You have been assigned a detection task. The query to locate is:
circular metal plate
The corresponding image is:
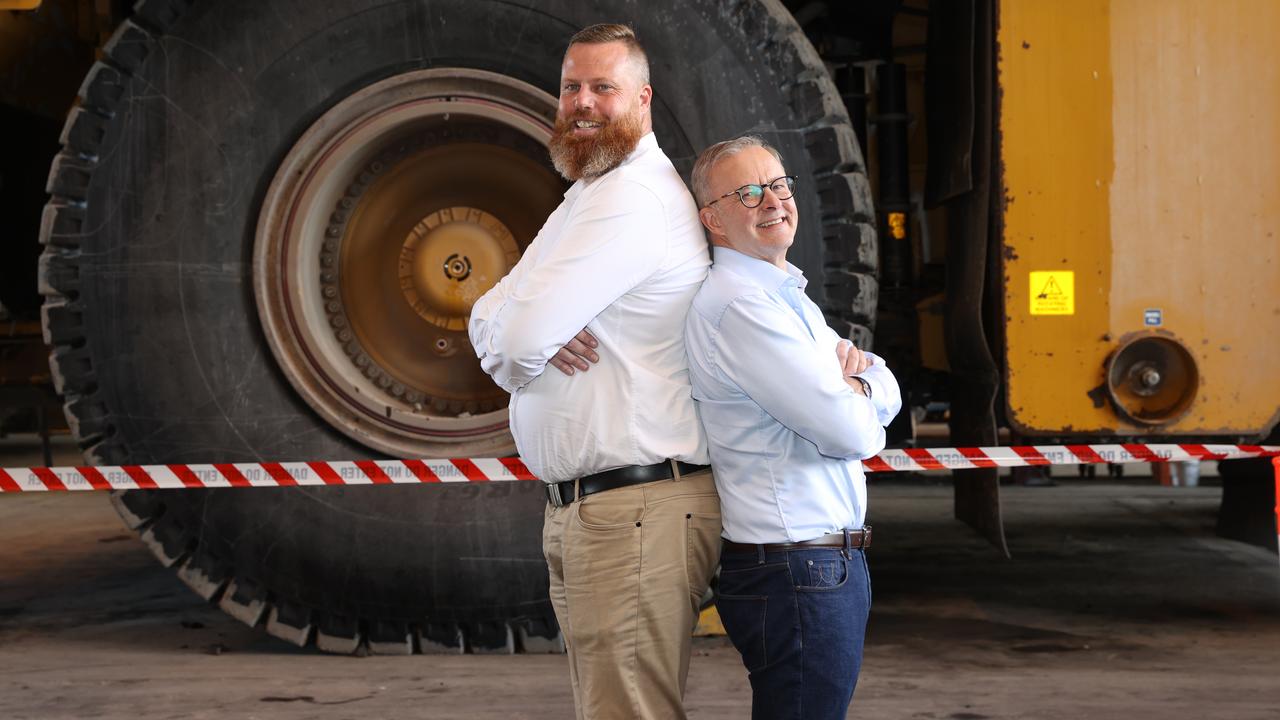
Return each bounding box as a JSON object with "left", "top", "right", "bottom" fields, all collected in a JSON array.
[{"left": 1105, "top": 334, "right": 1200, "bottom": 426}]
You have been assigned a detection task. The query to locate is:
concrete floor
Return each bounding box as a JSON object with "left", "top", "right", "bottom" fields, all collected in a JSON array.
[{"left": 1, "top": 436, "right": 1278, "bottom": 719}]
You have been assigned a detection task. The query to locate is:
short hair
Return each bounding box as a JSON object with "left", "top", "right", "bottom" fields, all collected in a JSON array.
[
  {"left": 691, "top": 135, "right": 785, "bottom": 207},
  {"left": 566, "top": 23, "right": 650, "bottom": 86}
]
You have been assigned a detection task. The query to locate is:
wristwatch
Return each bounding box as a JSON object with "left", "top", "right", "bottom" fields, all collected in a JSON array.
[{"left": 850, "top": 375, "right": 872, "bottom": 398}]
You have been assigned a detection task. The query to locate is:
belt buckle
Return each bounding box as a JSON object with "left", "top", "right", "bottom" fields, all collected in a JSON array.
[{"left": 546, "top": 482, "right": 567, "bottom": 508}]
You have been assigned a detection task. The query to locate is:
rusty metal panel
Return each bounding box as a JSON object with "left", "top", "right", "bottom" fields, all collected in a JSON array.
[{"left": 1000, "top": 0, "right": 1280, "bottom": 437}]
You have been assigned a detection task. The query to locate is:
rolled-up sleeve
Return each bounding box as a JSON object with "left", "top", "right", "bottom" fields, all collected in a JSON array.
[
  {"left": 468, "top": 180, "right": 667, "bottom": 392},
  {"left": 714, "top": 295, "right": 886, "bottom": 459}
]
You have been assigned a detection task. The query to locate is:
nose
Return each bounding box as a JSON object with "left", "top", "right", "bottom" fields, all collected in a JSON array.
[
  {"left": 759, "top": 184, "right": 783, "bottom": 209},
  {"left": 574, "top": 91, "right": 594, "bottom": 112}
]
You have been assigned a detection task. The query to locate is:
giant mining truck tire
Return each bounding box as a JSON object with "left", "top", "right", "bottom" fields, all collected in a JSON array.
[{"left": 38, "top": 0, "right": 877, "bottom": 654}]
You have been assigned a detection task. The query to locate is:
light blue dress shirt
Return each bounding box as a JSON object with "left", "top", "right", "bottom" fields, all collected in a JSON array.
[{"left": 685, "top": 247, "right": 902, "bottom": 543}]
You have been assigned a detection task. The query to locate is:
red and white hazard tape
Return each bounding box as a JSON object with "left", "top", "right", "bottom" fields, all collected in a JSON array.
[
  {"left": 861, "top": 443, "right": 1280, "bottom": 473},
  {"left": 1, "top": 444, "right": 1277, "bottom": 493},
  {"left": 0, "top": 458, "right": 535, "bottom": 493}
]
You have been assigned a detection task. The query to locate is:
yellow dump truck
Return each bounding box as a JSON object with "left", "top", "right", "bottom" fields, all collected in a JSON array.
[{"left": 1, "top": 0, "right": 1275, "bottom": 654}]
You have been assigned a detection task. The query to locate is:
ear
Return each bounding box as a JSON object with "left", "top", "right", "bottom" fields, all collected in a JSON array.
[
  {"left": 699, "top": 205, "right": 722, "bottom": 237},
  {"left": 637, "top": 83, "right": 652, "bottom": 110}
]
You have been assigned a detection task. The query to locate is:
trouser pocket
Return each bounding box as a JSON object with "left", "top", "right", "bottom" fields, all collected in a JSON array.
[
  {"left": 715, "top": 560, "right": 791, "bottom": 673},
  {"left": 685, "top": 510, "right": 722, "bottom": 610},
  {"left": 790, "top": 548, "right": 850, "bottom": 591},
  {"left": 714, "top": 594, "right": 769, "bottom": 672}
]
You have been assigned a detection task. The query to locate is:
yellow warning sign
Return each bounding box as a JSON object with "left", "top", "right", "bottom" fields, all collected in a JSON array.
[{"left": 1029, "top": 271, "right": 1074, "bottom": 315}]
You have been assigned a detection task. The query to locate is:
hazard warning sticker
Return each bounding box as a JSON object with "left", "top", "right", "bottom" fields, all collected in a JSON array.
[{"left": 1029, "top": 271, "right": 1074, "bottom": 315}]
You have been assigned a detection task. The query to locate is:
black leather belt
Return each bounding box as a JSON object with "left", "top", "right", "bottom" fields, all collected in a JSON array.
[
  {"left": 722, "top": 526, "right": 872, "bottom": 554},
  {"left": 546, "top": 459, "right": 710, "bottom": 507}
]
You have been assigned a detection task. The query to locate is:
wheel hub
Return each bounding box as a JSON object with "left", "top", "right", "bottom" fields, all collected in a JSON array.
[{"left": 397, "top": 207, "right": 518, "bottom": 330}]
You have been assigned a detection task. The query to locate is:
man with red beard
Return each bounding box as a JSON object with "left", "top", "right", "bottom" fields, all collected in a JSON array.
[{"left": 468, "top": 24, "right": 719, "bottom": 720}]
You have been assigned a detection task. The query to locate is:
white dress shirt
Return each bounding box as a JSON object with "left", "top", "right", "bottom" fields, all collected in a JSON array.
[
  {"left": 685, "top": 247, "right": 902, "bottom": 543},
  {"left": 469, "top": 133, "right": 710, "bottom": 483}
]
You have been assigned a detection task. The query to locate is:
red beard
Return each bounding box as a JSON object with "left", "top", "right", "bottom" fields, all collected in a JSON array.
[{"left": 548, "top": 108, "right": 646, "bottom": 181}]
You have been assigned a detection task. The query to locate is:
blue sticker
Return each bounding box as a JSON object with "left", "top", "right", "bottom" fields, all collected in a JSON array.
[{"left": 1144, "top": 309, "right": 1163, "bottom": 327}]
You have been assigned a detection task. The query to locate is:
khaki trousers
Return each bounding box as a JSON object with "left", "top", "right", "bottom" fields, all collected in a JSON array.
[{"left": 543, "top": 468, "right": 721, "bottom": 720}]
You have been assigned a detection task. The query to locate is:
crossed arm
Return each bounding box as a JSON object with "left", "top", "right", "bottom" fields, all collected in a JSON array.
[
  {"left": 468, "top": 181, "right": 666, "bottom": 392},
  {"left": 715, "top": 295, "right": 902, "bottom": 459}
]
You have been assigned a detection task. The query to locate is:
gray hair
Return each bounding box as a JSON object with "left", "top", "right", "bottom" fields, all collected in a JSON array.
[{"left": 690, "top": 135, "right": 785, "bottom": 207}]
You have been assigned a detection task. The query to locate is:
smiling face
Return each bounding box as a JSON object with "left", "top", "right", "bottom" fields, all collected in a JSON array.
[
  {"left": 698, "top": 146, "right": 797, "bottom": 268},
  {"left": 548, "top": 41, "right": 653, "bottom": 180}
]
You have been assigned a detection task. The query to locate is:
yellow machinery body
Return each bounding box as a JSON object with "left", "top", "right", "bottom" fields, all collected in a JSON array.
[{"left": 1000, "top": 0, "right": 1280, "bottom": 437}]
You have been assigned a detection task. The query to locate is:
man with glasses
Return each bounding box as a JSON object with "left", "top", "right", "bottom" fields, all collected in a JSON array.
[
  {"left": 469, "top": 24, "right": 719, "bottom": 720},
  {"left": 685, "top": 135, "right": 901, "bottom": 719}
]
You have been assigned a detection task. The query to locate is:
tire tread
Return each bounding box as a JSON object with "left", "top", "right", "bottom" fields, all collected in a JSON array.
[{"left": 746, "top": 0, "right": 879, "bottom": 344}]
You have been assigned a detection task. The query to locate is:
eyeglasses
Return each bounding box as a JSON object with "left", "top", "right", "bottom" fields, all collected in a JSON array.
[{"left": 706, "top": 175, "right": 797, "bottom": 208}]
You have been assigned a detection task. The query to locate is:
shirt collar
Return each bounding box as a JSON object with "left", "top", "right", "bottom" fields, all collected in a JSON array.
[
  {"left": 711, "top": 246, "right": 807, "bottom": 292},
  {"left": 565, "top": 132, "right": 658, "bottom": 198}
]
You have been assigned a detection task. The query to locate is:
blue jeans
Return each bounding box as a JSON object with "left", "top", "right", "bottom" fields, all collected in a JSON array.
[{"left": 715, "top": 544, "right": 871, "bottom": 720}]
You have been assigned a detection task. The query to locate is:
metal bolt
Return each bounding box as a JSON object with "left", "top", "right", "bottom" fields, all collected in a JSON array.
[{"left": 1140, "top": 367, "right": 1162, "bottom": 388}]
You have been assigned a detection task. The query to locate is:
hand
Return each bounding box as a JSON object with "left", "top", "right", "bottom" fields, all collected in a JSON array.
[
  {"left": 836, "top": 340, "right": 872, "bottom": 396},
  {"left": 550, "top": 328, "right": 600, "bottom": 376},
  {"left": 836, "top": 339, "right": 872, "bottom": 376}
]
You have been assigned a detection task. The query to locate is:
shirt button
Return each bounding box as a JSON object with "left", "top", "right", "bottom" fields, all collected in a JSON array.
[{"left": 807, "top": 560, "right": 813, "bottom": 566}]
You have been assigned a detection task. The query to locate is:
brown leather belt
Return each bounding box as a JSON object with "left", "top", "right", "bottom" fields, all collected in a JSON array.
[
  {"left": 722, "top": 526, "right": 872, "bottom": 554},
  {"left": 546, "top": 459, "right": 710, "bottom": 508}
]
